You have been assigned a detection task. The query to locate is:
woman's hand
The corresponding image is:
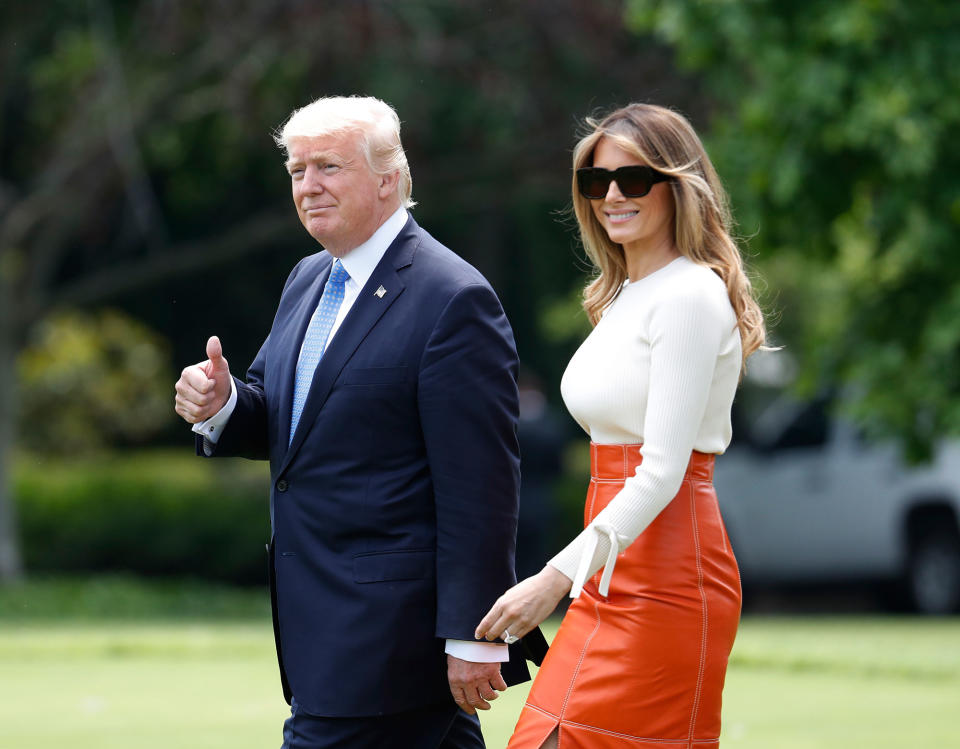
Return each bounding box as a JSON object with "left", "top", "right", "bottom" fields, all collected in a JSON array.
[{"left": 475, "top": 566, "right": 572, "bottom": 643}]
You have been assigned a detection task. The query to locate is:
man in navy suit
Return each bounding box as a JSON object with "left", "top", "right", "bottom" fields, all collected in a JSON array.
[{"left": 174, "top": 96, "right": 523, "bottom": 748}]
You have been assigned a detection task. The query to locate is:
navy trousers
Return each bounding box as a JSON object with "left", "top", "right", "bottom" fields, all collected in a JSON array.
[{"left": 281, "top": 698, "right": 485, "bottom": 749}]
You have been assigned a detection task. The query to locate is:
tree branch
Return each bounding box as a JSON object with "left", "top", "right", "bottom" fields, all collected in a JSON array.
[{"left": 22, "top": 210, "right": 297, "bottom": 323}]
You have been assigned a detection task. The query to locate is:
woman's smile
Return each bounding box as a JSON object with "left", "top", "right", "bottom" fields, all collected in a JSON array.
[{"left": 604, "top": 208, "right": 639, "bottom": 224}]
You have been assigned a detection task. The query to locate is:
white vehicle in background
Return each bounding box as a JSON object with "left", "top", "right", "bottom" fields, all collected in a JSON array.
[{"left": 713, "top": 357, "right": 960, "bottom": 615}]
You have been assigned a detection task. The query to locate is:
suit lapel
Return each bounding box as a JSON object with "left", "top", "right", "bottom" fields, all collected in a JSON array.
[{"left": 280, "top": 219, "right": 419, "bottom": 472}]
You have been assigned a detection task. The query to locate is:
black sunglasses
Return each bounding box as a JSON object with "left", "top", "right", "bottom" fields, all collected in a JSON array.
[{"left": 576, "top": 165, "right": 670, "bottom": 199}]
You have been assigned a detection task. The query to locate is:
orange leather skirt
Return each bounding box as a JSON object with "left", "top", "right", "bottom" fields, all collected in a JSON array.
[{"left": 508, "top": 444, "right": 741, "bottom": 749}]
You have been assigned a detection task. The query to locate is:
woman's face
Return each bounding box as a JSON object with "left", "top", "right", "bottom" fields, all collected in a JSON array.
[{"left": 588, "top": 137, "right": 675, "bottom": 255}]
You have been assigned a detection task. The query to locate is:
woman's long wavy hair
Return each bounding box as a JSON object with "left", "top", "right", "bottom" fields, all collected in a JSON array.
[{"left": 572, "top": 103, "right": 766, "bottom": 360}]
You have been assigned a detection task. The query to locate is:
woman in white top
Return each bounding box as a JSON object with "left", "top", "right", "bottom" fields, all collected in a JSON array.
[{"left": 476, "top": 104, "right": 767, "bottom": 748}]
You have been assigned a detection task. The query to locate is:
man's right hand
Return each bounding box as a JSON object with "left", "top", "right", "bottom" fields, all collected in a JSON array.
[{"left": 174, "top": 335, "right": 232, "bottom": 423}]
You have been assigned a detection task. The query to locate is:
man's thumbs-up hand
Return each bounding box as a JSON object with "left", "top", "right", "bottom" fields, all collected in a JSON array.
[{"left": 174, "top": 335, "right": 232, "bottom": 424}]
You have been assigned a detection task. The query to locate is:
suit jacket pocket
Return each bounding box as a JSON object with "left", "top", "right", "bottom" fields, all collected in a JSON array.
[
  {"left": 353, "top": 549, "right": 435, "bottom": 583},
  {"left": 343, "top": 366, "right": 408, "bottom": 386}
]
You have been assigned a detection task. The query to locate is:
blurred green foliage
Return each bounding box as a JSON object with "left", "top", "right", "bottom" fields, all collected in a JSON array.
[
  {"left": 13, "top": 451, "right": 270, "bottom": 584},
  {"left": 1, "top": 0, "right": 702, "bottom": 387},
  {"left": 626, "top": 0, "right": 960, "bottom": 459},
  {"left": 17, "top": 310, "right": 173, "bottom": 454},
  {"left": 0, "top": 575, "right": 270, "bottom": 620}
]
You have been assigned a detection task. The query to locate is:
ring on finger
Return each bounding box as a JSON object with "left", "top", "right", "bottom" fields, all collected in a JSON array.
[{"left": 502, "top": 629, "right": 520, "bottom": 645}]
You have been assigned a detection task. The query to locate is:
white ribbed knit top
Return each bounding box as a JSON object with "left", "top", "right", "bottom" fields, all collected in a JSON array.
[{"left": 548, "top": 256, "right": 742, "bottom": 596}]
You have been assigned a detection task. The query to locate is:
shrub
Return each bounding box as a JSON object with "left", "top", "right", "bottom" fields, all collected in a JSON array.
[
  {"left": 17, "top": 309, "right": 174, "bottom": 455},
  {"left": 14, "top": 450, "right": 271, "bottom": 585}
]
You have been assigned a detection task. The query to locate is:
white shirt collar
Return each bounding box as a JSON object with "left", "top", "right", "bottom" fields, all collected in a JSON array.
[{"left": 338, "top": 207, "right": 408, "bottom": 289}]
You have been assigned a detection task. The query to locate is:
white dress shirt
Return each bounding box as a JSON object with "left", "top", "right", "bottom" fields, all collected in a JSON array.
[{"left": 193, "top": 207, "right": 507, "bottom": 663}]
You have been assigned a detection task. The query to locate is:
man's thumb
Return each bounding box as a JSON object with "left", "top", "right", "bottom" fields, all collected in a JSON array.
[
  {"left": 206, "top": 335, "right": 223, "bottom": 364},
  {"left": 204, "top": 335, "right": 229, "bottom": 380}
]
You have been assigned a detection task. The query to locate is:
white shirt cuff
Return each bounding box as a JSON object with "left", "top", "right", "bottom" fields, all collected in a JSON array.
[
  {"left": 444, "top": 639, "right": 510, "bottom": 663},
  {"left": 191, "top": 378, "right": 238, "bottom": 452}
]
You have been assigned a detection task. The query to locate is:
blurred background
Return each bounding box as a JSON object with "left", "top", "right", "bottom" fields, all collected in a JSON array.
[{"left": 1, "top": 1, "right": 958, "bottom": 747}]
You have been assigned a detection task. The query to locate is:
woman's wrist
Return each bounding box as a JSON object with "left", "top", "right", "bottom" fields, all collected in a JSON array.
[{"left": 540, "top": 564, "right": 573, "bottom": 597}]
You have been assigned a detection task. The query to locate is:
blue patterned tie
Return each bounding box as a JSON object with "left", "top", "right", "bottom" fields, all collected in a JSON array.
[{"left": 290, "top": 260, "right": 350, "bottom": 442}]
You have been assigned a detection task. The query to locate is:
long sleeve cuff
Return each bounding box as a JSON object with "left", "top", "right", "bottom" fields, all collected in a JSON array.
[
  {"left": 191, "top": 378, "right": 238, "bottom": 453},
  {"left": 549, "top": 522, "right": 627, "bottom": 599},
  {"left": 445, "top": 639, "right": 509, "bottom": 662}
]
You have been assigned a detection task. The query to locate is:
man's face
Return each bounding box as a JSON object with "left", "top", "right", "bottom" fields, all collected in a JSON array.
[{"left": 286, "top": 132, "right": 386, "bottom": 257}]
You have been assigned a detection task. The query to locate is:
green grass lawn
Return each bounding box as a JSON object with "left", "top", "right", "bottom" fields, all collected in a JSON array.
[{"left": 1, "top": 578, "right": 958, "bottom": 748}]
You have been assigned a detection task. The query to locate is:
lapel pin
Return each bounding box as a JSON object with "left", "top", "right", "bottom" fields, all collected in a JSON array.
[{"left": 375, "top": 285, "right": 387, "bottom": 298}]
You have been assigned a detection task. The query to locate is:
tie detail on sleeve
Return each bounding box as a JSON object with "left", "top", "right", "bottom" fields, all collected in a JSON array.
[{"left": 570, "top": 523, "right": 622, "bottom": 599}]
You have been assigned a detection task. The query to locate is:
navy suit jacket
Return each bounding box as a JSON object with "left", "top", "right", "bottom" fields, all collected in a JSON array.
[{"left": 203, "top": 216, "right": 522, "bottom": 717}]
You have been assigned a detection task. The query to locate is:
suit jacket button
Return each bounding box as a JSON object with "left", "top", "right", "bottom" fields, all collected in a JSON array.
[{"left": 276, "top": 479, "right": 289, "bottom": 492}]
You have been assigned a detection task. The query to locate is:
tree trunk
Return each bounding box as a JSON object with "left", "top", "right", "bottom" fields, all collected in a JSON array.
[{"left": 0, "top": 297, "right": 24, "bottom": 582}]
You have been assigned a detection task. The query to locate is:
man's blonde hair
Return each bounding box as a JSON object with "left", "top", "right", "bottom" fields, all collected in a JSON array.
[{"left": 276, "top": 95, "right": 414, "bottom": 208}]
